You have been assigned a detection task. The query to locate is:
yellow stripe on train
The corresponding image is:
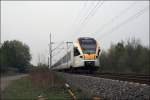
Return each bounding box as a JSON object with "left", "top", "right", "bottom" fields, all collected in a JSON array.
[{"left": 83, "top": 54, "right": 96, "bottom": 59}]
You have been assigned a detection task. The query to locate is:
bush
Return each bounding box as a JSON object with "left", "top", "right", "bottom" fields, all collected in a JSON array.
[{"left": 99, "top": 39, "right": 150, "bottom": 75}]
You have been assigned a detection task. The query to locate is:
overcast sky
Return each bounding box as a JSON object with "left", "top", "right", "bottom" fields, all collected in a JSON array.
[{"left": 1, "top": 1, "right": 149, "bottom": 65}]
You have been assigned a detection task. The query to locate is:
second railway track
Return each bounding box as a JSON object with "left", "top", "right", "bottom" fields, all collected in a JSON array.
[
  {"left": 68, "top": 72, "right": 150, "bottom": 85},
  {"left": 59, "top": 71, "right": 150, "bottom": 100}
]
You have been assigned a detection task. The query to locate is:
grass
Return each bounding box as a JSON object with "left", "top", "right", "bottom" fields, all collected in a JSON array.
[{"left": 1, "top": 68, "right": 88, "bottom": 100}]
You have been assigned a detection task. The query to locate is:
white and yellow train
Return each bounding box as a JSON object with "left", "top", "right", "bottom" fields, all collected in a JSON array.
[{"left": 52, "top": 37, "right": 101, "bottom": 72}]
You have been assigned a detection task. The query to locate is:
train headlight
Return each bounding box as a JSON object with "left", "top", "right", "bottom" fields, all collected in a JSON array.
[
  {"left": 80, "top": 55, "right": 83, "bottom": 58},
  {"left": 96, "top": 56, "right": 98, "bottom": 58}
]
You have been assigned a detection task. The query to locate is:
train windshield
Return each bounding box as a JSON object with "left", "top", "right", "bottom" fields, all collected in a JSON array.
[{"left": 79, "top": 38, "right": 96, "bottom": 54}]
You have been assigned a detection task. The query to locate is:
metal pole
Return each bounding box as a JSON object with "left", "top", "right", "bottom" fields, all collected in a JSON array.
[
  {"left": 66, "top": 42, "right": 73, "bottom": 68},
  {"left": 49, "top": 33, "right": 52, "bottom": 69},
  {"left": 0, "top": 1, "right": 1, "bottom": 48},
  {"left": 48, "top": 57, "right": 49, "bottom": 68},
  {"left": 66, "top": 42, "right": 68, "bottom": 67}
]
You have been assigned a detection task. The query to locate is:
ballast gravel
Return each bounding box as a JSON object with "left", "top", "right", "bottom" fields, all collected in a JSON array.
[{"left": 60, "top": 73, "right": 150, "bottom": 100}]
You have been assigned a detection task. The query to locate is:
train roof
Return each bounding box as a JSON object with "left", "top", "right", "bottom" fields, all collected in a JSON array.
[{"left": 78, "top": 37, "right": 95, "bottom": 40}]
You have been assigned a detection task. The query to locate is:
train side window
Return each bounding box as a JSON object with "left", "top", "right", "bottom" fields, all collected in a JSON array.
[
  {"left": 74, "top": 47, "right": 80, "bottom": 56},
  {"left": 98, "top": 49, "right": 100, "bottom": 56}
]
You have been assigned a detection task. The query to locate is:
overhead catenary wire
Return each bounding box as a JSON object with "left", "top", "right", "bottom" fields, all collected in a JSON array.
[
  {"left": 52, "top": 42, "right": 72, "bottom": 63},
  {"left": 73, "top": 1, "right": 104, "bottom": 38},
  {"left": 71, "top": 1, "right": 95, "bottom": 35},
  {"left": 55, "top": 1, "right": 89, "bottom": 58},
  {"left": 75, "top": 1, "right": 136, "bottom": 38},
  {"left": 95, "top": 1, "right": 137, "bottom": 34},
  {"left": 52, "top": 47, "right": 65, "bottom": 57},
  {"left": 80, "top": 1, "right": 103, "bottom": 25},
  {"left": 53, "top": 2, "right": 148, "bottom": 65},
  {"left": 98, "top": 5, "right": 149, "bottom": 40},
  {"left": 68, "top": 1, "right": 88, "bottom": 35},
  {"left": 52, "top": 41, "right": 65, "bottom": 51},
  {"left": 77, "top": 1, "right": 95, "bottom": 25},
  {"left": 73, "top": 1, "right": 88, "bottom": 26},
  {"left": 76, "top": 1, "right": 104, "bottom": 34}
]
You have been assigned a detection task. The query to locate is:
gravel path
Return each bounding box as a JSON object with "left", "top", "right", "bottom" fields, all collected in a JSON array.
[{"left": 0, "top": 74, "right": 28, "bottom": 91}]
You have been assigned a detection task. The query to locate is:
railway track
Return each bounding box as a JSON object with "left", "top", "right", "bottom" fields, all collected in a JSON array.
[
  {"left": 69, "top": 72, "right": 150, "bottom": 85},
  {"left": 61, "top": 72, "right": 150, "bottom": 99}
]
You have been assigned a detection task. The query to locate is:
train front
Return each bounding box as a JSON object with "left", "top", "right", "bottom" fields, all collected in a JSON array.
[{"left": 73, "top": 37, "right": 101, "bottom": 71}]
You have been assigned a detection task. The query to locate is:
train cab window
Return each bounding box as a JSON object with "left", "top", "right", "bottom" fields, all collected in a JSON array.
[
  {"left": 79, "top": 38, "right": 96, "bottom": 54},
  {"left": 74, "top": 47, "right": 80, "bottom": 56}
]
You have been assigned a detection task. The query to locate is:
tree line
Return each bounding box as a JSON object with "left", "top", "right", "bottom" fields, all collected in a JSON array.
[
  {"left": 99, "top": 39, "right": 150, "bottom": 75},
  {"left": 1, "top": 39, "right": 149, "bottom": 75},
  {"left": 0, "top": 40, "right": 32, "bottom": 73}
]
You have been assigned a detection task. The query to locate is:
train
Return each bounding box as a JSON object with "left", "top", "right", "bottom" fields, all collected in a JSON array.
[{"left": 52, "top": 37, "right": 101, "bottom": 72}]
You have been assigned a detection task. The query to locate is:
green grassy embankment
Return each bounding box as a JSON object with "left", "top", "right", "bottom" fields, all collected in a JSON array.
[{"left": 1, "top": 68, "right": 87, "bottom": 100}]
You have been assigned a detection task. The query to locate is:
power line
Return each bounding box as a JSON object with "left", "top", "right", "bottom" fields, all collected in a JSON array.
[
  {"left": 80, "top": 1, "right": 103, "bottom": 25},
  {"left": 72, "top": 1, "right": 95, "bottom": 35},
  {"left": 73, "top": 1, "right": 104, "bottom": 38},
  {"left": 52, "top": 47, "right": 65, "bottom": 57},
  {"left": 77, "top": 1, "right": 104, "bottom": 34},
  {"left": 95, "top": 1, "right": 137, "bottom": 34},
  {"left": 52, "top": 41, "right": 73, "bottom": 57},
  {"left": 52, "top": 41, "right": 65, "bottom": 51},
  {"left": 52, "top": 42, "right": 73, "bottom": 66},
  {"left": 73, "top": 1, "right": 88, "bottom": 26},
  {"left": 87, "top": 1, "right": 104, "bottom": 19},
  {"left": 77, "top": 1, "right": 95, "bottom": 25},
  {"left": 68, "top": 1, "right": 88, "bottom": 35},
  {"left": 60, "top": 0, "right": 94, "bottom": 52},
  {"left": 98, "top": 6, "right": 149, "bottom": 40}
]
